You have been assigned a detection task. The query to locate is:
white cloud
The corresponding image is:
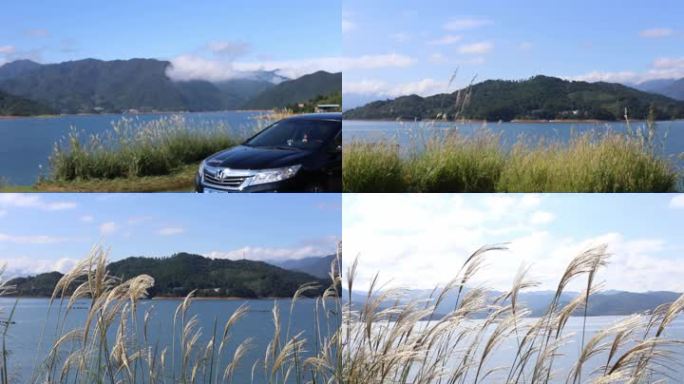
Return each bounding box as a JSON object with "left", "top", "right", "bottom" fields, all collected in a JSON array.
[
  {"left": 344, "top": 78, "right": 448, "bottom": 98},
  {"left": 99, "top": 222, "right": 118, "bottom": 235},
  {"left": 166, "top": 55, "right": 242, "bottom": 82},
  {"left": 0, "top": 256, "right": 78, "bottom": 277},
  {"left": 571, "top": 56, "right": 684, "bottom": 83},
  {"left": 669, "top": 195, "right": 684, "bottom": 208},
  {"left": 653, "top": 57, "right": 684, "bottom": 69},
  {"left": 207, "top": 41, "right": 250, "bottom": 58},
  {"left": 342, "top": 18, "right": 356, "bottom": 33},
  {"left": 0, "top": 45, "right": 16, "bottom": 55},
  {"left": 80, "top": 215, "right": 94, "bottom": 223},
  {"left": 458, "top": 41, "right": 493, "bottom": 55},
  {"left": 206, "top": 241, "right": 337, "bottom": 262},
  {"left": 157, "top": 227, "right": 185, "bottom": 236},
  {"left": 0, "top": 194, "right": 76, "bottom": 211},
  {"left": 428, "top": 34, "right": 462, "bottom": 46},
  {"left": 530, "top": 211, "right": 555, "bottom": 225},
  {"left": 0, "top": 232, "right": 67, "bottom": 244},
  {"left": 168, "top": 54, "right": 367, "bottom": 82},
  {"left": 640, "top": 28, "right": 673, "bottom": 38},
  {"left": 343, "top": 194, "right": 683, "bottom": 293},
  {"left": 443, "top": 17, "right": 492, "bottom": 31}
]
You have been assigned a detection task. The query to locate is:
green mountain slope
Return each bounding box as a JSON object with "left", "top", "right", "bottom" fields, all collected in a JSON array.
[
  {"left": 0, "top": 89, "right": 54, "bottom": 116},
  {"left": 7, "top": 253, "right": 332, "bottom": 298},
  {"left": 344, "top": 75, "right": 684, "bottom": 121},
  {"left": 0, "top": 59, "right": 42, "bottom": 81},
  {"left": 0, "top": 59, "right": 279, "bottom": 114},
  {"left": 244, "top": 71, "right": 342, "bottom": 109}
]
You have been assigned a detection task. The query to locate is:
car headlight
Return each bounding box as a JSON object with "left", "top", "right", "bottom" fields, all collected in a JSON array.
[
  {"left": 248, "top": 164, "right": 302, "bottom": 186},
  {"left": 198, "top": 160, "right": 207, "bottom": 178}
]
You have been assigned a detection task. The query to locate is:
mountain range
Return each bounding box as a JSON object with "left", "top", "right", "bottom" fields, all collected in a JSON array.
[
  {"left": 344, "top": 75, "right": 684, "bottom": 121},
  {"left": 6, "top": 253, "right": 337, "bottom": 299},
  {"left": 0, "top": 58, "right": 341, "bottom": 115},
  {"left": 268, "top": 254, "right": 337, "bottom": 279},
  {"left": 347, "top": 288, "right": 682, "bottom": 317},
  {"left": 634, "top": 78, "right": 684, "bottom": 101}
]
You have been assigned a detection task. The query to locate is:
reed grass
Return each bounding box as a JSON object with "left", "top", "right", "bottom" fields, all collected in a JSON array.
[
  {"left": 343, "top": 128, "right": 678, "bottom": 192},
  {"left": 342, "top": 245, "right": 684, "bottom": 384},
  {"left": 0, "top": 243, "right": 343, "bottom": 384},
  {"left": 47, "top": 114, "right": 273, "bottom": 182}
]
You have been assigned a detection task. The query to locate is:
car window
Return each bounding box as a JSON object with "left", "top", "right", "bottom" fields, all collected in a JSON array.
[{"left": 245, "top": 119, "right": 340, "bottom": 150}]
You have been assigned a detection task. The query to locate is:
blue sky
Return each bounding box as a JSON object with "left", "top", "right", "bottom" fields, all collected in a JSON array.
[
  {"left": 0, "top": 194, "right": 341, "bottom": 277},
  {"left": 344, "top": 193, "right": 684, "bottom": 292},
  {"left": 0, "top": 0, "right": 341, "bottom": 80},
  {"left": 343, "top": 0, "right": 684, "bottom": 106}
]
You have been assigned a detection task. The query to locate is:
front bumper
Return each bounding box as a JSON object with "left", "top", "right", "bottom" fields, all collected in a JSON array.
[{"left": 195, "top": 172, "right": 307, "bottom": 193}]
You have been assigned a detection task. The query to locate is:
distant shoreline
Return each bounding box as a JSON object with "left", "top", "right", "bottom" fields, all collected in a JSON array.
[
  {"left": 343, "top": 117, "right": 679, "bottom": 124},
  {"left": 0, "top": 109, "right": 274, "bottom": 120}
]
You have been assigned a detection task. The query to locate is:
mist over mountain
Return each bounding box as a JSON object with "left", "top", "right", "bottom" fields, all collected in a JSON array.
[{"left": 0, "top": 58, "right": 339, "bottom": 115}]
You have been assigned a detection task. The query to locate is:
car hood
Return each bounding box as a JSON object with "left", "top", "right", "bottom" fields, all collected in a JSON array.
[{"left": 205, "top": 145, "right": 313, "bottom": 169}]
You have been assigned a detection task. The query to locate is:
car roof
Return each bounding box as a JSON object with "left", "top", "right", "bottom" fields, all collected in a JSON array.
[{"left": 284, "top": 112, "right": 341, "bottom": 122}]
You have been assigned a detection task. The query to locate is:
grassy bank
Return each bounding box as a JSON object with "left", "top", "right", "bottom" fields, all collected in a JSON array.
[
  {"left": 49, "top": 115, "right": 239, "bottom": 180},
  {"left": 34, "top": 164, "right": 198, "bottom": 192},
  {"left": 34, "top": 114, "right": 279, "bottom": 191},
  {"left": 343, "top": 245, "right": 684, "bottom": 383},
  {"left": 343, "top": 130, "right": 680, "bottom": 192},
  {"left": 0, "top": 245, "right": 343, "bottom": 384}
]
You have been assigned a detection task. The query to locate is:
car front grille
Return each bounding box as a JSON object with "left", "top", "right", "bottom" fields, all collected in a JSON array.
[{"left": 203, "top": 170, "right": 250, "bottom": 189}]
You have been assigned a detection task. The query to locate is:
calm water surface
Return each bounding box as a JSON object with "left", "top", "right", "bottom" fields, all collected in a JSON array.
[
  {"left": 0, "top": 111, "right": 267, "bottom": 185},
  {"left": 0, "top": 297, "right": 338, "bottom": 383}
]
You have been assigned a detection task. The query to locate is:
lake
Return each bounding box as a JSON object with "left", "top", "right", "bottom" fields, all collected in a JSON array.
[
  {"left": 343, "top": 119, "right": 684, "bottom": 168},
  {"left": 0, "top": 111, "right": 268, "bottom": 186},
  {"left": 0, "top": 297, "right": 339, "bottom": 383}
]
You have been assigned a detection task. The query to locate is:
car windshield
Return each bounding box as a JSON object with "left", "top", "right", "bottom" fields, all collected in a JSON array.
[{"left": 244, "top": 119, "right": 340, "bottom": 150}]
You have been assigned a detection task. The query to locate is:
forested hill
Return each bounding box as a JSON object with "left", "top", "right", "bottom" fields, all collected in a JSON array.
[
  {"left": 343, "top": 75, "right": 684, "bottom": 121},
  {"left": 7, "top": 253, "right": 333, "bottom": 298},
  {"left": 243, "top": 71, "right": 342, "bottom": 109},
  {"left": 0, "top": 59, "right": 340, "bottom": 115},
  {"left": 0, "top": 89, "right": 54, "bottom": 116}
]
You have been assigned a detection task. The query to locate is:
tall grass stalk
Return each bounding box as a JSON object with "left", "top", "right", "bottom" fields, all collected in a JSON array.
[
  {"left": 342, "top": 245, "right": 684, "bottom": 383},
  {"left": 48, "top": 114, "right": 261, "bottom": 182}
]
